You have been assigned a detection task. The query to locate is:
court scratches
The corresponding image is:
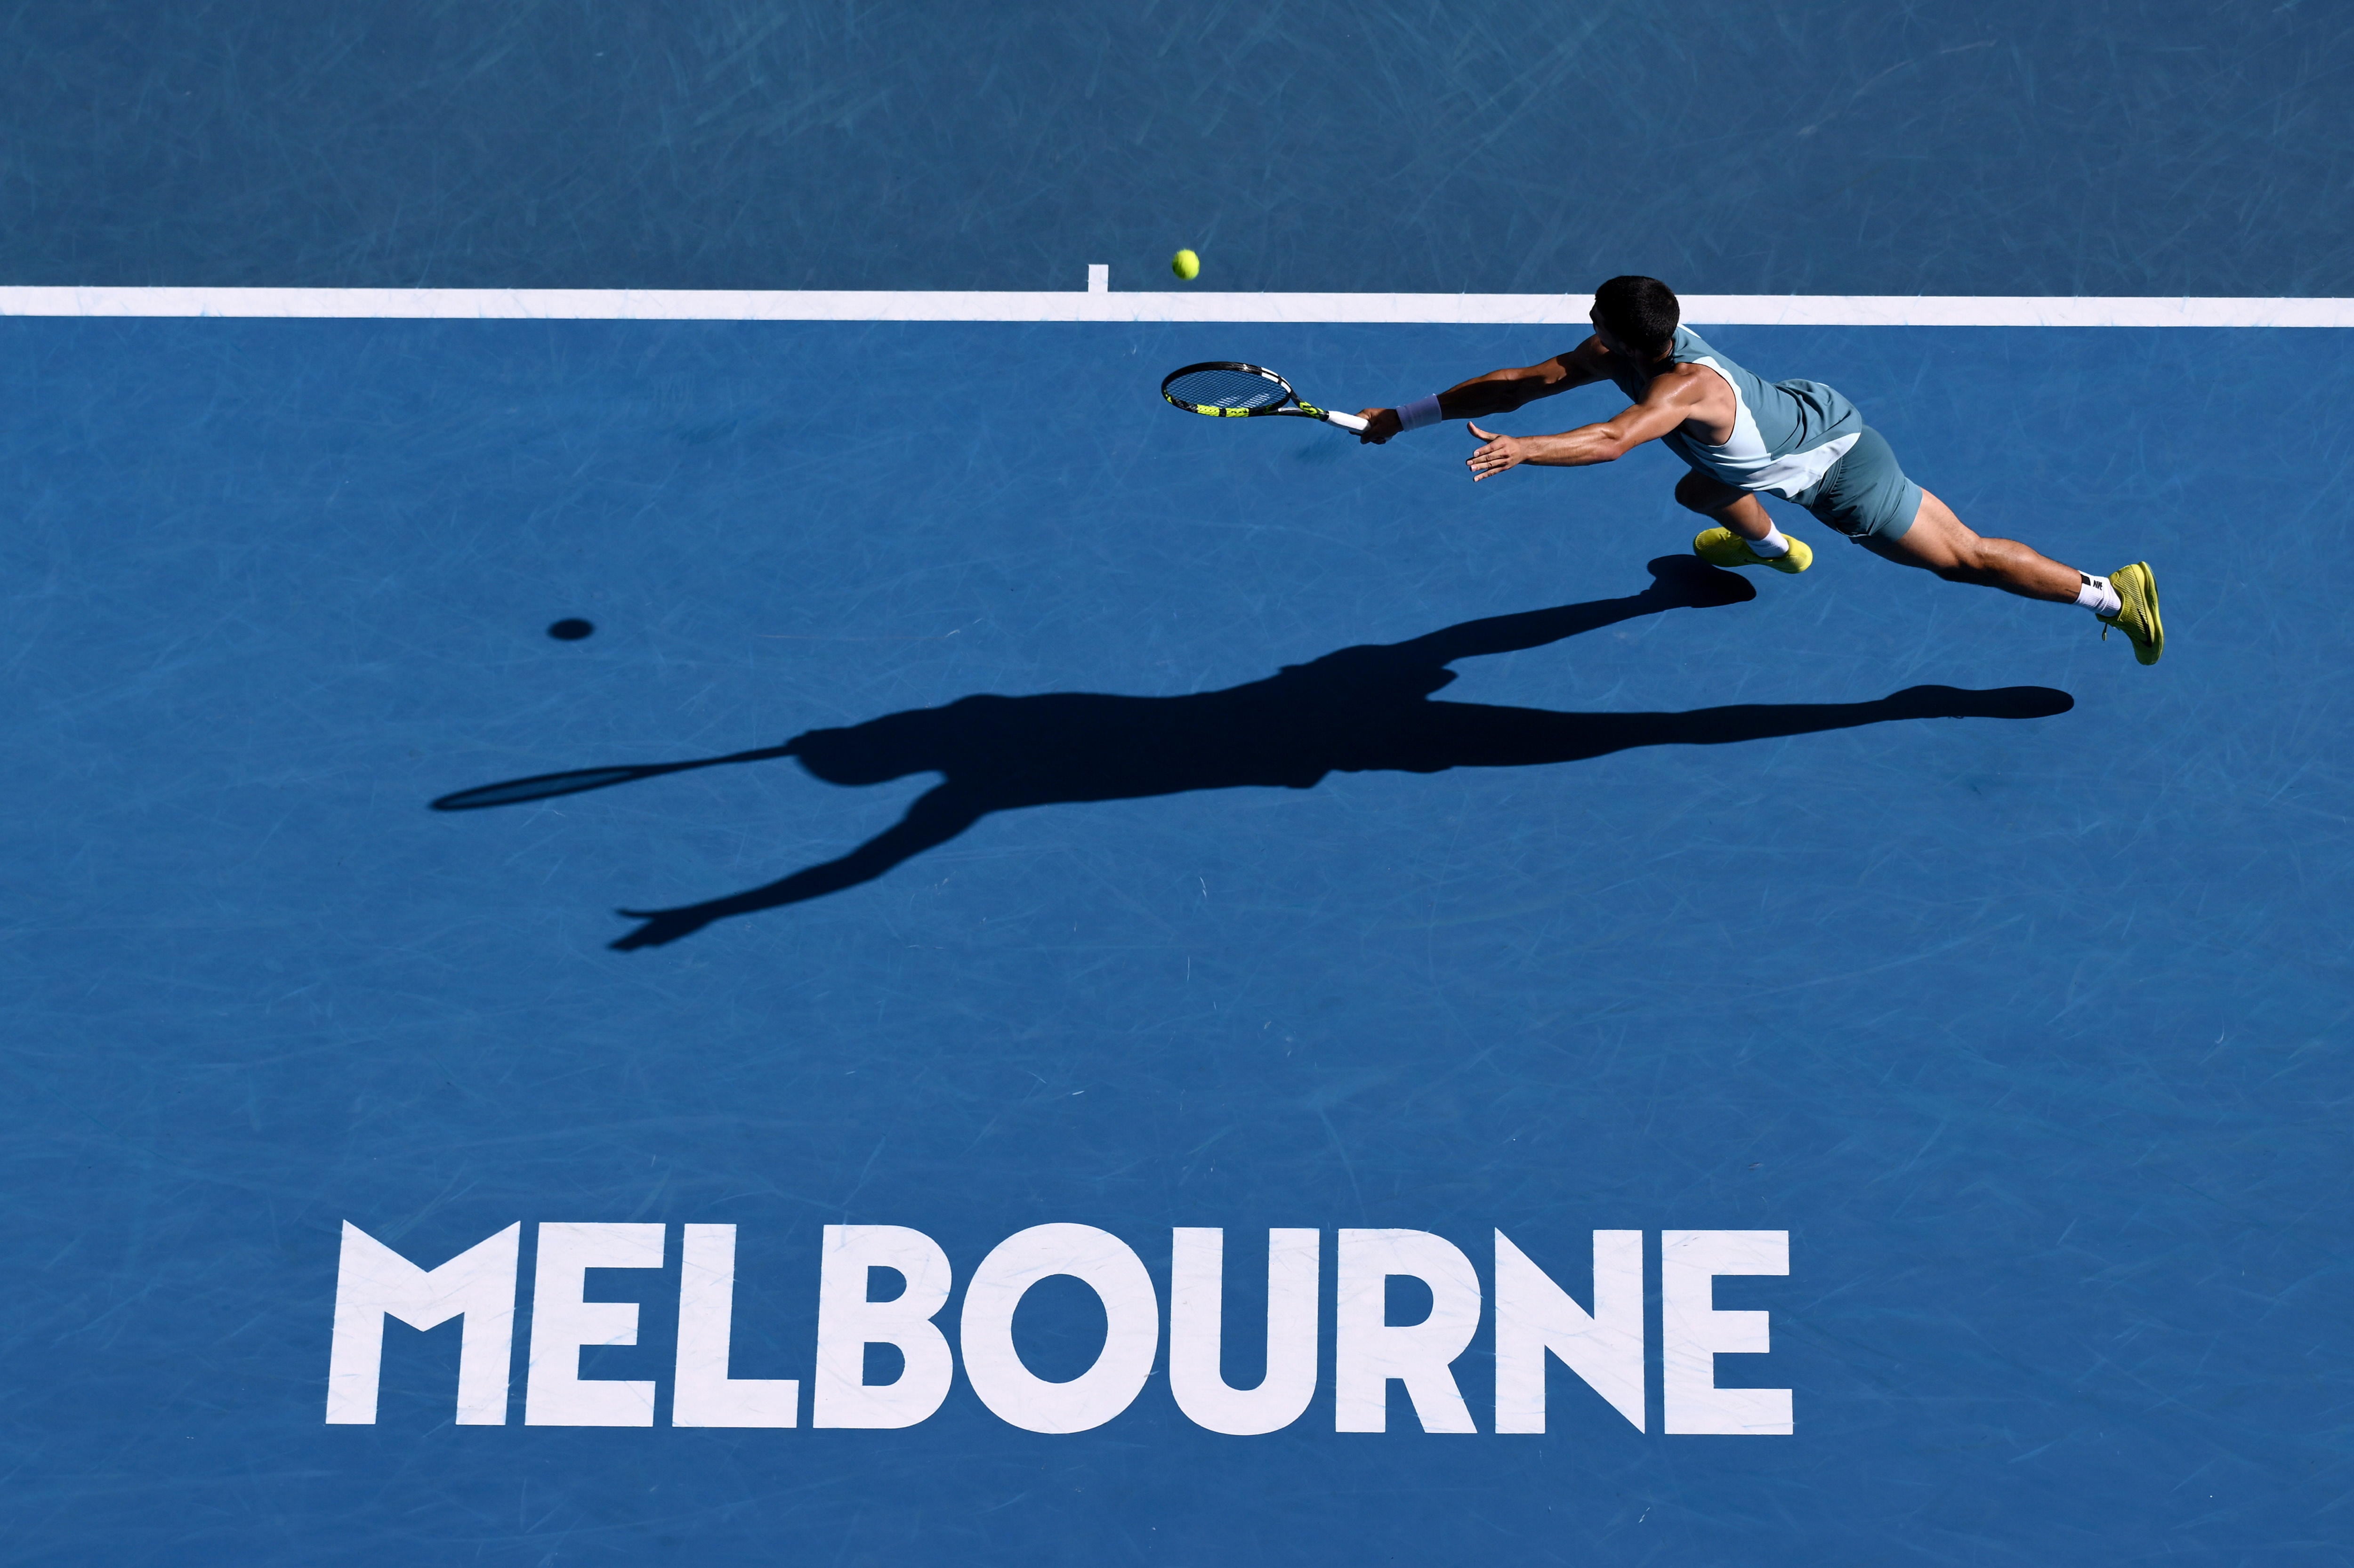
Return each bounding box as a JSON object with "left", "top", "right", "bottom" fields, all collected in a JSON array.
[{"left": 1, "top": 286, "right": 2351, "bottom": 326}]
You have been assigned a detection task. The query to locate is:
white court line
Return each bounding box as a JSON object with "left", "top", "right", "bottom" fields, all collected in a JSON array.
[{"left": 0, "top": 286, "right": 2349, "bottom": 327}]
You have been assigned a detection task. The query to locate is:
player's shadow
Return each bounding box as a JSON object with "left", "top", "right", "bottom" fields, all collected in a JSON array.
[{"left": 440, "top": 557, "right": 2072, "bottom": 949}]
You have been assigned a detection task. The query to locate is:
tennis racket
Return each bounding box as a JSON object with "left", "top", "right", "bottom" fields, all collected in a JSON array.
[
  {"left": 431, "top": 742, "right": 797, "bottom": 811},
  {"left": 1161, "top": 362, "right": 1370, "bottom": 432}
]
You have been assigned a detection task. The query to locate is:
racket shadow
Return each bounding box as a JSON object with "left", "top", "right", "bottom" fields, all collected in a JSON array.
[{"left": 435, "top": 555, "right": 2072, "bottom": 949}]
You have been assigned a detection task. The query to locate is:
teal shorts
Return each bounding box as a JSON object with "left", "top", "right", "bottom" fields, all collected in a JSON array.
[{"left": 1791, "top": 426, "right": 1921, "bottom": 542}]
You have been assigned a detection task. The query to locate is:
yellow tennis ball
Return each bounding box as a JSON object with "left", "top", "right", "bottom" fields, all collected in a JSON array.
[{"left": 1171, "top": 249, "right": 1201, "bottom": 281}]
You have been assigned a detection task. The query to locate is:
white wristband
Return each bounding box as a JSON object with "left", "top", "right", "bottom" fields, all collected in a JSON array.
[{"left": 1395, "top": 394, "right": 1445, "bottom": 431}]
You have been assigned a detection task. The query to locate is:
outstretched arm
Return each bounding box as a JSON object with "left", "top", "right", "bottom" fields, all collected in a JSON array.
[
  {"left": 1355, "top": 338, "right": 1608, "bottom": 444},
  {"left": 611, "top": 782, "right": 984, "bottom": 949},
  {"left": 1463, "top": 359, "right": 1723, "bottom": 481}
]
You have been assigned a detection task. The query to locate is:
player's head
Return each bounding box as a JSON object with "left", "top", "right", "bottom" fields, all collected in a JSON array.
[{"left": 1590, "top": 275, "right": 1679, "bottom": 362}]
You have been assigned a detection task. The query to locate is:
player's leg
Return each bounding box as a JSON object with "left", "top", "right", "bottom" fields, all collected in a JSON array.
[
  {"left": 1860, "top": 490, "right": 2079, "bottom": 600},
  {"left": 1673, "top": 470, "right": 1812, "bottom": 574},
  {"left": 1823, "top": 428, "right": 2162, "bottom": 663}
]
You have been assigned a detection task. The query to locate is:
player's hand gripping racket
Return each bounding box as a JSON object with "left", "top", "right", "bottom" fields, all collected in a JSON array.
[
  {"left": 1161, "top": 362, "right": 1370, "bottom": 432},
  {"left": 430, "top": 742, "right": 797, "bottom": 812}
]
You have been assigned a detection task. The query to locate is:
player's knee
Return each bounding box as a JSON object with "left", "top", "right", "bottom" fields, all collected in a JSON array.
[
  {"left": 1929, "top": 538, "right": 2001, "bottom": 584},
  {"left": 1672, "top": 473, "right": 1727, "bottom": 515}
]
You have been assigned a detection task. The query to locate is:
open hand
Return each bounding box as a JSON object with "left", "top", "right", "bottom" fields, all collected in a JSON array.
[
  {"left": 1355, "top": 408, "right": 1401, "bottom": 445},
  {"left": 1465, "top": 423, "right": 1525, "bottom": 481}
]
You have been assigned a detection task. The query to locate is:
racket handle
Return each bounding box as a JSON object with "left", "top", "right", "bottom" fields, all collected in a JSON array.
[{"left": 1323, "top": 409, "right": 1369, "bottom": 432}]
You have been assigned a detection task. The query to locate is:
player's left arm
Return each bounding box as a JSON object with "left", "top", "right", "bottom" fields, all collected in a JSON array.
[{"left": 1462, "top": 364, "right": 1709, "bottom": 481}]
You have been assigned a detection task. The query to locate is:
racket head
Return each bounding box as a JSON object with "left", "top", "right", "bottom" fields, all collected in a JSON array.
[
  {"left": 1161, "top": 362, "right": 1297, "bottom": 418},
  {"left": 431, "top": 765, "right": 654, "bottom": 810}
]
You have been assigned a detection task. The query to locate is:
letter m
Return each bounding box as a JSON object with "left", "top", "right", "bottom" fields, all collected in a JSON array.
[{"left": 326, "top": 1222, "right": 521, "bottom": 1425}]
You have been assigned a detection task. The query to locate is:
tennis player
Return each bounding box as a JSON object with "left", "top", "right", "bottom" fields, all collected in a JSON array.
[{"left": 1356, "top": 276, "right": 2162, "bottom": 664}]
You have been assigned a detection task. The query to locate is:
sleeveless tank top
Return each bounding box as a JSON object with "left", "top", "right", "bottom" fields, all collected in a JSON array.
[{"left": 1603, "top": 327, "right": 1863, "bottom": 497}]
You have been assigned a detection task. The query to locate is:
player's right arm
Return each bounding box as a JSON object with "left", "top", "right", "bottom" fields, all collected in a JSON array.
[{"left": 1356, "top": 338, "right": 1609, "bottom": 445}]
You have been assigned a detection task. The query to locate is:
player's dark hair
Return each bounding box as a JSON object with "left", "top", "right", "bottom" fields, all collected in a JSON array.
[{"left": 1592, "top": 275, "right": 1680, "bottom": 358}]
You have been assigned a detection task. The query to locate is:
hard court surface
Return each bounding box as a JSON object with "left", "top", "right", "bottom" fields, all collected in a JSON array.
[{"left": 4, "top": 7, "right": 2352, "bottom": 1566}]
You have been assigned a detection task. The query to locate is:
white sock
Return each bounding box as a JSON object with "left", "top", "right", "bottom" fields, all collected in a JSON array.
[
  {"left": 2074, "top": 572, "right": 2120, "bottom": 617},
  {"left": 1747, "top": 524, "right": 1791, "bottom": 559}
]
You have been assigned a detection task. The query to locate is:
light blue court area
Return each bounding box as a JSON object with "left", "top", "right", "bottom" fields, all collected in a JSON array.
[{"left": 4, "top": 318, "right": 2351, "bottom": 1565}]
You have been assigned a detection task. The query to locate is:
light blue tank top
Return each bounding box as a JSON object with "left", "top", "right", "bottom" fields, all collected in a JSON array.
[{"left": 1604, "top": 327, "right": 1863, "bottom": 497}]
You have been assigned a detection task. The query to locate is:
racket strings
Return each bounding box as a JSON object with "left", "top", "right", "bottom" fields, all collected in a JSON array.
[{"left": 1166, "top": 366, "right": 1289, "bottom": 410}]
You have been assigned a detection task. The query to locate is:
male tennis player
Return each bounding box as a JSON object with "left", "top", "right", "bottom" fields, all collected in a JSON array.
[{"left": 1356, "top": 276, "right": 2162, "bottom": 663}]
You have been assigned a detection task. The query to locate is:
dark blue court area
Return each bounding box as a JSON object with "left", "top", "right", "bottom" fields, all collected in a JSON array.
[
  {"left": 7, "top": 1, "right": 2352, "bottom": 296},
  {"left": 7, "top": 5, "right": 2354, "bottom": 1567}
]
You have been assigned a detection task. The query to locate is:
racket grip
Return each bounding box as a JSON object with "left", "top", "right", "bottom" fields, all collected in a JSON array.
[{"left": 1324, "top": 410, "right": 1370, "bottom": 432}]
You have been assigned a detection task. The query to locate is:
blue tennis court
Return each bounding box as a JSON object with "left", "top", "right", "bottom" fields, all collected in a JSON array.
[{"left": 6, "top": 7, "right": 2353, "bottom": 1566}]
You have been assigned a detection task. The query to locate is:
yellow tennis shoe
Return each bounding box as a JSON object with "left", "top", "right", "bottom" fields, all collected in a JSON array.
[
  {"left": 2099, "top": 562, "right": 2163, "bottom": 664},
  {"left": 1693, "top": 526, "right": 1812, "bottom": 575}
]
